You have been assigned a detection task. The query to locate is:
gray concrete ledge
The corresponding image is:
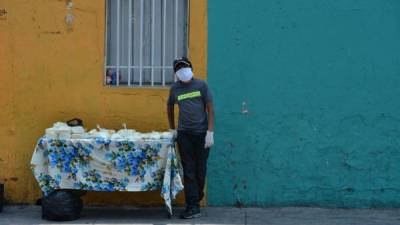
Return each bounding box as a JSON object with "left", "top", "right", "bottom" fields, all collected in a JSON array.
[{"left": 0, "top": 205, "right": 399, "bottom": 225}]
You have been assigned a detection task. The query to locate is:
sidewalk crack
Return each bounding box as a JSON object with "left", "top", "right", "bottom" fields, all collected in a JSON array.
[{"left": 244, "top": 209, "right": 248, "bottom": 225}]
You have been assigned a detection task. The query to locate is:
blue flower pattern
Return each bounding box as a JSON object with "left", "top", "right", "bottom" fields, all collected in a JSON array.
[{"left": 31, "top": 137, "right": 183, "bottom": 214}]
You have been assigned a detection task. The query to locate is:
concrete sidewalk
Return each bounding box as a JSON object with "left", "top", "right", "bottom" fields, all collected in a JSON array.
[{"left": 0, "top": 205, "right": 399, "bottom": 225}]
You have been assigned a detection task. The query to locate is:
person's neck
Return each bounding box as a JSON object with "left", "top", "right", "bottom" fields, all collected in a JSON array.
[{"left": 180, "top": 78, "right": 194, "bottom": 84}]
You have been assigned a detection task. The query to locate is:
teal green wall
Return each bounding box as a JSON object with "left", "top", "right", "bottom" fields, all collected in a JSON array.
[{"left": 207, "top": 0, "right": 400, "bottom": 207}]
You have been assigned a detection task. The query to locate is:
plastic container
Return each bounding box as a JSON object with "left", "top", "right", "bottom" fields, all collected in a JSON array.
[
  {"left": 71, "top": 126, "right": 85, "bottom": 134},
  {"left": 58, "top": 130, "right": 71, "bottom": 140},
  {"left": 96, "top": 131, "right": 110, "bottom": 139},
  {"left": 71, "top": 133, "right": 85, "bottom": 139},
  {"left": 45, "top": 128, "right": 58, "bottom": 139}
]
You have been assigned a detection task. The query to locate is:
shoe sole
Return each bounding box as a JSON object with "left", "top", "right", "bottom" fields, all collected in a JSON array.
[{"left": 180, "top": 213, "right": 201, "bottom": 219}]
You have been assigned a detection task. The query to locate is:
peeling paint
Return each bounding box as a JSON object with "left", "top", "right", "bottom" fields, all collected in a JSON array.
[
  {"left": 0, "top": 8, "right": 7, "bottom": 20},
  {"left": 0, "top": 0, "right": 208, "bottom": 206},
  {"left": 40, "top": 31, "right": 62, "bottom": 35},
  {"left": 65, "top": 0, "right": 74, "bottom": 31},
  {"left": 66, "top": 0, "right": 73, "bottom": 10},
  {"left": 241, "top": 101, "right": 248, "bottom": 114}
]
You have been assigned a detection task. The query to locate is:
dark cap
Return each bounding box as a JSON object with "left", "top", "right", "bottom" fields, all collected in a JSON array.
[{"left": 173, "top": 57, "right": 192, "bottom": 72}]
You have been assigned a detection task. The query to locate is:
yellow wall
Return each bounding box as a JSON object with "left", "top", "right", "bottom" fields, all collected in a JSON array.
[{"left": 0, "top": 0, "right": 207, "bottom": 205}]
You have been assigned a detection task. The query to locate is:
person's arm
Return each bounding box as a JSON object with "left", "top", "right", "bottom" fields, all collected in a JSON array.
[
  {"left": 167, "top": 104, "right": 175, "bottom": 130},
  {"left": 206, "top": 102, "right": 214, "bottom": 132},
  {"left": 203, "top": 81, "right": 215, "bottom": 148},
  {"left": 167, "top": 86, "right": 176, "bottom": 130},
  {"left": 167, "top": 87, "right": 178, "bottom": 139},
  {"left": 204, "top": 101, "right": 215, "bottom": 148}
]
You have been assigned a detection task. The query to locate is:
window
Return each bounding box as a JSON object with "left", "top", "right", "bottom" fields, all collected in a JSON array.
[{"left": 105, "top": 0, "right": 188, "bottom": 87}]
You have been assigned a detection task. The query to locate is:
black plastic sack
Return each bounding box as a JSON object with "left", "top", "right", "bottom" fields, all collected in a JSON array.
[
  {"left": 66, "top": 118, "right": 84, "bottom": 127},
  {"left": 41, "top": 190, "right": 83, "bottom": 221}
]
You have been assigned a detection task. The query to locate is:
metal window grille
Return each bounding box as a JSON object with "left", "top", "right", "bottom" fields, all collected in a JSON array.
[{"left": 105, "top": 0, "right": 188, "bottom": 87}]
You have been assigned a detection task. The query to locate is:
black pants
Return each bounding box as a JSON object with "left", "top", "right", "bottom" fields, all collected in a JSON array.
[{"left": 177, "top": 131, "right": 210, "bottom": 207}]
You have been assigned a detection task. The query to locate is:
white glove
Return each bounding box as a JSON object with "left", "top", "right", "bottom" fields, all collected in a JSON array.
[
  {"left": 204, "top": 131, "right": 214, "bottom": 148},
  {"left": 169, "top": 129, "right": 177, "bottom": 139}
]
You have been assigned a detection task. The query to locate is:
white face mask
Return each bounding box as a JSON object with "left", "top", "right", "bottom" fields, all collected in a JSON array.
[{"left": 176, "top": 68, "right": 193, "bottom": 82}]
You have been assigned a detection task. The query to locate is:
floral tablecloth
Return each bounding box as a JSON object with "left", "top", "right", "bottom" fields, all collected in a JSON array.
[{"left": 30, "top": 137, "right": 183, "bottom": 214}]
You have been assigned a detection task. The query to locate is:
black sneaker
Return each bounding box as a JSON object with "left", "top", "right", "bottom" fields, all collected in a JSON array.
[{"left": 179, "top": 206, "right": 201, "bottom": 219}]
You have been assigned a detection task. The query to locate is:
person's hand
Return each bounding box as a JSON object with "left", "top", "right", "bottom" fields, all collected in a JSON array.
[
  {"left": 169, "top": 129, "right": 177, "bottom": 139},
  {"left": 204, "top": 131, "right": 214, "bottom": 148}
]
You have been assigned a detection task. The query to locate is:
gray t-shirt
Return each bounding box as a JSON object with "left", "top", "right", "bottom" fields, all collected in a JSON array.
[{"left": 167, "top": 78, "right": 213, "bottom": 133}]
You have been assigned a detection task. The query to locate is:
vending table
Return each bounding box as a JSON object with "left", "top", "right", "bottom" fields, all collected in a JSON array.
[{"left": 31, "top": 137, "right": 183, "bottom": 217}]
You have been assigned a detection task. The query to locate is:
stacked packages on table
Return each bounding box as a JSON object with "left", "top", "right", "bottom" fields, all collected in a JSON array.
[{"left": 44, "top": 122, "right": 173, "bottom": 141}]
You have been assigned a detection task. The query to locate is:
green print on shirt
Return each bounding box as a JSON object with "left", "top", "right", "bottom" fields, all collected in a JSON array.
[{"left": 177, "top": 91, "right": 202, "bottom": 101}]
